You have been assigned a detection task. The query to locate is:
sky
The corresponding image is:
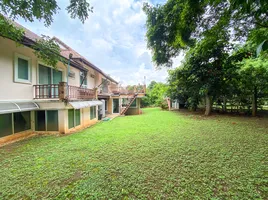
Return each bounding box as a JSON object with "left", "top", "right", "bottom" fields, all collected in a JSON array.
[{"left": 17, "top": 0, "right": 184, "bottom": 86}]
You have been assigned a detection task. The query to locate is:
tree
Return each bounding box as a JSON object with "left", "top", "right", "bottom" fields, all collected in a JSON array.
[
  {"left": 239, "top": 57, "right": 268, "bottom": 116},
  {"left": 141, "top": 81, "right": 168, "bottom": 107},
  {"left": 0, "top": 0, "right": 93, "bottom": 67},
  {"left": 143, "top": 0, "right": 268, "bottom": 68}
]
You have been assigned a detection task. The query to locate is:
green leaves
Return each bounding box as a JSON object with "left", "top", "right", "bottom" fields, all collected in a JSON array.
[
  {"left": 0, "top": 0, "right": 94, "bottom": 69},
  {"left": 32, "top": 35, "right": 63, "bottom": 68},
  {"left": 0, "top": 0, "right": 93, "bottom": 26},
  {"left": 0, "top": 15, "right": 24, "bottom": 42},
  {"left": 66, "top": 0, "right": 93, "bottom": 24},
  {"left": 256, "top": 40, "right": 268, "bottom": 56}
]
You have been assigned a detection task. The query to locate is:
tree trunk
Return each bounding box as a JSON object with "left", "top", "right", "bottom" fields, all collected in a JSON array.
[
  {"left": 252, "top": 87, "right": 257, "bottom": 117},
  {"left": 222, "top": 96, "right": 227, "bottom": 113},
  {"left": 205, "top": 93, "right": 212, "bottom": 116}
]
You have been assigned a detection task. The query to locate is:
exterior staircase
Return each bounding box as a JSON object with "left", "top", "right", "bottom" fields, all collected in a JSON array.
[{"left": 120, "top": 94, "right": 138, "bottom": 115}]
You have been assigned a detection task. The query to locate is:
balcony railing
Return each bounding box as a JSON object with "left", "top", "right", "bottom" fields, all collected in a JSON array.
[
  {"left": 68, "top": 86, "right": 95, "bottom": 99},
  {"left": 34, "top": 82, "right": 96, "bottom": 100},
  {"left": 34, "top": 84, "right": 60, "bottom": 99},
  {"left": 107, "top": 85, "right": 146, "bottom": 95}
]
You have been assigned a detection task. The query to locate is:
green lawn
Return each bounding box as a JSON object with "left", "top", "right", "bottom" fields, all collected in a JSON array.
[{"left": 0, "top": 108, "right": 267, "bottom": 199}]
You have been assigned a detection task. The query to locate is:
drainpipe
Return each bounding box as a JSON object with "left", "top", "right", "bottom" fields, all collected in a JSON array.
[{"left": 67, "top": 53, "right": 73, "bottom": 97}]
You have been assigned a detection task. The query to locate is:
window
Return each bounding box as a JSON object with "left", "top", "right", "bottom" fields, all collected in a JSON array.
[
  {"left": 39, "top": 64, "right": 62, "bottom": 84},
  {"left": 68, "top": 109, "right": 81, "bottom": 129},
  {"left": 75, "top": 109, "right": 81, "bottom": 126},
  {"left": 68, "top": 109, "right": 75, "bottom": 129},
  {"left": 130, "top": 99, "right": 137, "bottom": 108},
  {"left": 101, "top": 78, "right": 108, "bottom": 93},
  {"left": 80, "top": 71, "right": 87, "bottom": 88},
  {"left": 90, "top": 106, "right": 96, "bottom": 120},
  {"left": 35, "top": 111, "right": 59, "bottom": 131},
  {"left": 0, "top": 114, "right": 13, "bottom": 137},
  {"left": 14, "top": 111, "right": 31, "bottom": 133},
  {"left": 122, "top": 98, "right": 137, "bottom": 108},
  {"left": 0, "top": 112, "right": 32, "bottom": 138},
  {"left": 14, "top": 53, "right": 31, "bottom": 83},
  {"left": 35, "top": 111, "right": 46, "bottom": 131},
  {"left": 47, "top": 111, "right": 59, "bottom": 131}
]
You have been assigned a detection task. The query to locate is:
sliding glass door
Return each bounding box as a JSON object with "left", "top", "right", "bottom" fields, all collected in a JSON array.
[{"left": 39, "top": 64, "right": 62, "bottom": 98}]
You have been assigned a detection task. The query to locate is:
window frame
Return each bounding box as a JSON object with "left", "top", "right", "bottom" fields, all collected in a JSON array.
[
  {"left": 90, "top": 106, "right": 96, "bottom": 120},
  {"left": 80, "top": 71, "right": 88, "bottom": 88},
  {"left": 68, "top": 109, "right": 81, "bottom": 129},
  {"left": 14, "top": 53, "right": 32, "bottom": 84},
  {"left": 129, "top": 99, "right": 137, "bottom": 108},
  {"left": 0, "top": 111, "right": 32, "bottom": 138},
  {"left": 35, "top": 110, "right": 59, "bottom": 131},
  {"left": 37, "top": 62, "right": 64, "bottom": 85},
  {"left": 122, "top": 98, "right": 137, "bottom": 108}
]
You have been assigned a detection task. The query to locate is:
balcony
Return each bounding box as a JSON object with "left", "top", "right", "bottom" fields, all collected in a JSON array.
[
  {"left": 33, "top": 82, "right": 96, "bottom": 100},
  {"left": 107, "top": 84, "right": 146, "bottom": 95}
]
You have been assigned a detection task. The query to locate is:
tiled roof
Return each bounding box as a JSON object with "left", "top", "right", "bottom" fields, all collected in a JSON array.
[
  {"left": 13, "top": 21, "right": 41, "bottom": 42},
  {"left": 10, "top": 20, "right": 118, "bottom": 84},
  {"left": 53, "top": 37, "right": 118, "bottom": 84}
]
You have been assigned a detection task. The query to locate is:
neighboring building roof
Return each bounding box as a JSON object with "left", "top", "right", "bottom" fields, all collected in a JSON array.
[{"left": 8, "top": 20, "right": 118, "bottom": 84}]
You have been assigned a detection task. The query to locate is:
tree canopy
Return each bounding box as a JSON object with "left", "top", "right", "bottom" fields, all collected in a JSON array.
[
  {"left": 0, "top": 0, "right": 93, "bottom": 67},
  {"left": 143, "top": 0, "right": 268, "bottom": 68},
  {"left": 144, "top": 0, "right": 268, "bottom": 116},
  {"left": 141, "top": 81, "right": 168, "bottom": 107}
]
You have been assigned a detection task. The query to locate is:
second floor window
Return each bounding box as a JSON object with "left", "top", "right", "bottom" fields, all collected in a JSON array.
[
  {"left": 80, "top": 71, "right": 87, "bottom": 88},
  {"left": 101, "top": 78, "right": 108, "bottom": 93},
  {"left": 14, "top": 53, "right": 31, "bottom": 84}
]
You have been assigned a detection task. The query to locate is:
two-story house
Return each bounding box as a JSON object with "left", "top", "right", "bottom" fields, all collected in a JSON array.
[{"left": 0, "top": 21, "right": 146, "bottom": 144}]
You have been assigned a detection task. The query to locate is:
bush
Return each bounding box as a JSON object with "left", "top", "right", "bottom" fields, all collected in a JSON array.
[{"left": 160, "top": 100, "right": 169, "bottom": 110}]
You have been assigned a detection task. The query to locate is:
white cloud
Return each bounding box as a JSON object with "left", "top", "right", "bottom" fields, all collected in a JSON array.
[{"left": 17, "top": 0, "right": 183, "bottom": 85}]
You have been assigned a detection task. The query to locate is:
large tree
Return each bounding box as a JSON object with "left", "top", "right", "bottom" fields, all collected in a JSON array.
[
  {"left": 143, "top": 0, "right": 268, "bottom": 68},
  {"left": 144, "top": 0, "right": 268, "bottom": 115},
  {"left": 0, "top": 0, "right": 93, "bottom": 67}
]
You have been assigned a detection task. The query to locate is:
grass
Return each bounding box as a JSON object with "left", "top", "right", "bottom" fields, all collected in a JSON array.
[{"left": 0, "top": 108, "right": 267, "bottom": 199}]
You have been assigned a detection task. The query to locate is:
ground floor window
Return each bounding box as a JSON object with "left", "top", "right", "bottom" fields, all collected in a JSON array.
[
  {"left": 130, "top": 99, "right": 137, "bottom": 108},
  {"left": 90, "top": 106, "right": 96, "bottom": 120},
  {"left": 68, "top": 109, "right": 81, "bottom": 129},
  {"left": 122, "top": 98, "right": 137, "bottom": 108},
  {"left": 35, "top": 110, "right": 58, "bottom": 131},
  {"left": 0, "top": 111, "right": 31, "bottom": 138},
  {"left": 14, "top": 111, "right": 31, "bottom": 133},
  {"left": 0, "top": 113, "right": 13, "bottom": 137}
]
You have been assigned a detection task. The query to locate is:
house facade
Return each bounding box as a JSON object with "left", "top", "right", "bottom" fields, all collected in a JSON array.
[{"left": 0, "top": 22, "right": 146, "bottom": 144}]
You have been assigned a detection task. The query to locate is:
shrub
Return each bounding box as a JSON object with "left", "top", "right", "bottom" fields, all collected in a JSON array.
[{"left": 160, "top": 100, "right": 169, "bottom": 110}]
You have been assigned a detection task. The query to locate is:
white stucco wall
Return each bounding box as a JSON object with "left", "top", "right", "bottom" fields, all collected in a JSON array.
[{"left": 0, "top": 37, "right": 84, "bottom": 101}]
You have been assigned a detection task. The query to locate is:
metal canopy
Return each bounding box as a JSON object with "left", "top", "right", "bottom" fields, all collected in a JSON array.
[
  {"left": 69, "top": 100, "right": 103, "bottom": 109},
  {"left": 0, "top": 102, "right": 39, "bottom": 114}
]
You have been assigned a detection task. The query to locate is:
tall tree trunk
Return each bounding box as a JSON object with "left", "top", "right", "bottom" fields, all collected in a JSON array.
[
  {"left": 205, "top": 93, "right": 212, "bottom": 116},
  {"left": 252, "top": 87, "right": 257, "bottom": 117},
  {"left": 222, "top": 96, "right": 227, "bottom": 113}
]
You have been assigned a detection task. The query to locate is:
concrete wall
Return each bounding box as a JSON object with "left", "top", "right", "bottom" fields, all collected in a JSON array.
[{"left": 107, "top": 98, "right": 113, "bottom": 114}]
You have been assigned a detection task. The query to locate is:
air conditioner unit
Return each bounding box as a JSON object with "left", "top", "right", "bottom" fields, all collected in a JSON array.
[{"left": 68, "top": 71, "right": 75, "bottom": 78}]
